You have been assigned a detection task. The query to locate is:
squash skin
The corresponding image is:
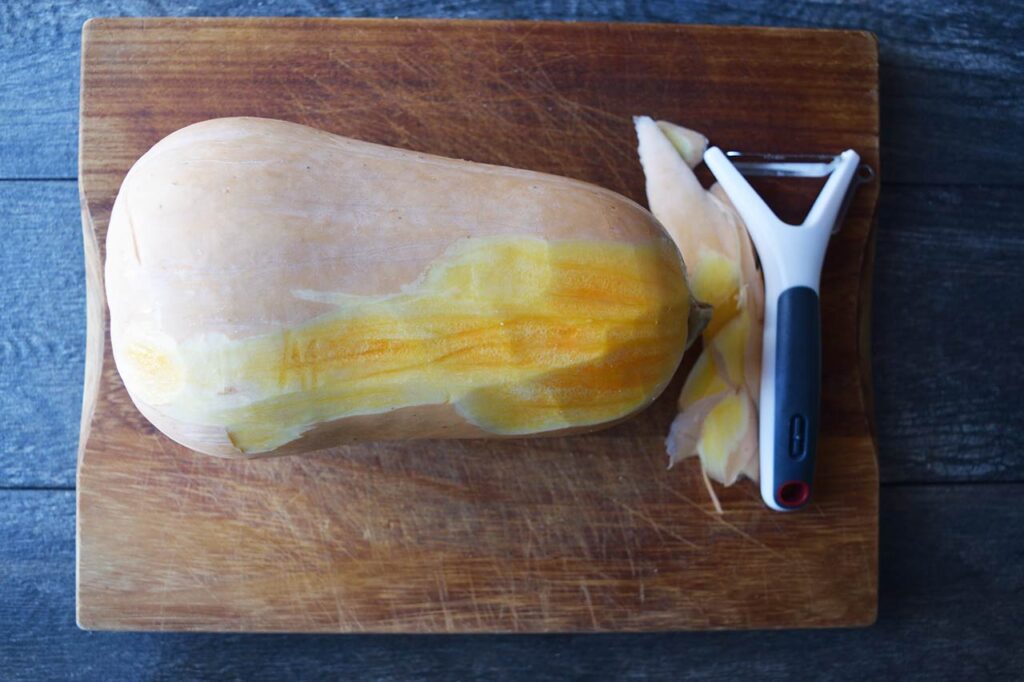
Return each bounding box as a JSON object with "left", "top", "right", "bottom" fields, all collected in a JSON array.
[{"left": 106, "top": 117, "right": 702, "bottom": 457}]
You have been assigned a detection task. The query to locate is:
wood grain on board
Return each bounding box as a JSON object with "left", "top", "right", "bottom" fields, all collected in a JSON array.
[{"left": 78, "top": 18, "right": 880, "bottom": 632}]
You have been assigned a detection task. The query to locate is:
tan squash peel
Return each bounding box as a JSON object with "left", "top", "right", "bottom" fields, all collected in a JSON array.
[{"left": 635, "top": 116, "right": 765, "bottom": 506}]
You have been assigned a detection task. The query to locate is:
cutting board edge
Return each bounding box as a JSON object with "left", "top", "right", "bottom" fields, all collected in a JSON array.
[
  {"left": 81, "top": 15, "right": 881, "bottom": 45},
  {"left": 76, "top": 611, "right": 880, "bottom": 634},
  {"left": 76, "top": 17, "right": 880, "bottom": 633}
]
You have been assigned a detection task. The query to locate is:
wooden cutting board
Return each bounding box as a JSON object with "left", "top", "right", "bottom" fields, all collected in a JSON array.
[{"left": 77, "top": 18, "right": 880, "bottom": 632}]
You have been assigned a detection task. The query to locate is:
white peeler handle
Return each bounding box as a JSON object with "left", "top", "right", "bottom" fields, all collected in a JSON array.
[{"left": 704, "top": 147, "right": 861, "bottom": 511}]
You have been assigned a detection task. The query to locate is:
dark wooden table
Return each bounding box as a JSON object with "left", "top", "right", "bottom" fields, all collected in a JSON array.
[{"left": 1, "top": 1, "right": 1021, "bottom": 679}]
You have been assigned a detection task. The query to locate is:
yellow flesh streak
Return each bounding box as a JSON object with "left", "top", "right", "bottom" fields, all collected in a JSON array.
[
  {"left": 678, "top": 352, "right": 727, "bottom": 409},
  {"left": 689, "top": 249, "right": 741, "bottom": 339},
  {"left": 124, "top": 340, "right": 184, "bottom": 399},
  {"left": 698, "top": 392, "right": 749, "bottom": 482},
  {"left": 125, "top": 236, "right": 690, "bottom": 453},
  {"left": 681, "top": 263, "right": 754, "bottom": 474}
]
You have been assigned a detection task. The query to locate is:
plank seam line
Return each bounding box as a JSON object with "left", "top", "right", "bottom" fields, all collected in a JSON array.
[{"left": 0, "top": 177, "right": 77, "bottom": 182}]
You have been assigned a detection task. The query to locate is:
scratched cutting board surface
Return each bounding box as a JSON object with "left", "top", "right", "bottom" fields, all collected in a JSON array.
[{"left": 77, "top": 18, "right": 880, "bottom": 632}]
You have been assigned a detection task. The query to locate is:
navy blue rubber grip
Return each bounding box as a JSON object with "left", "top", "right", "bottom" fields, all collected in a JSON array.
[{"left": 773, "top": 286, "right": 821, "bottom": 509}]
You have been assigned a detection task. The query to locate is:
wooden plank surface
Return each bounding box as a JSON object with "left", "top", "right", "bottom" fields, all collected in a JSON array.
[
  {"left": 2, "top": 0, "right": 1021, "bottom": 184},
  {"left": 0, "top": 0, "right": 1021, "bottom": 676},
  {"left": 77, "top": 18, "right": 879, "bottom": 632},
  {"left": 873, "top": 186, "right": 1024, "bottom": 480},
  {"left": 0, "top": 182, "right": 85, "bottom": 486},
  {"left": 7, "top": 486, "right": 1024, "bottom": 679}
]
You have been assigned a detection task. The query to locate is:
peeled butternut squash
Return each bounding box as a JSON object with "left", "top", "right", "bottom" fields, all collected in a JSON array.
[{"left": 105, "top": 117, "right": 705, "bottom": 457}]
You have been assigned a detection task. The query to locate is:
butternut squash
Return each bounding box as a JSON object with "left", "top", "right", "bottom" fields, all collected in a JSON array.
[{"left": 105, "top": 117, "right": 704, "bottom": 457}]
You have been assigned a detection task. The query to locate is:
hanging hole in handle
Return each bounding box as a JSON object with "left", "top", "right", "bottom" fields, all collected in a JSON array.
[{"left": 856, "top": 164, "right": 875, "bottom": 183}]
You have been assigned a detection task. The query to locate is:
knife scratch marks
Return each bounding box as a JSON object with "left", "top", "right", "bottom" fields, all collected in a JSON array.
[
  {"left": 436, "top": 568, "right": 454, "bottom": 631},
  {"left": 615, "top": 501, "right": 700, "bottom": 550},
  {"left": 656, "top": 481, "right": 784, "bottom": 558},
  {"left": 579, "top": 584, "right": 599, "bottom": 628}
]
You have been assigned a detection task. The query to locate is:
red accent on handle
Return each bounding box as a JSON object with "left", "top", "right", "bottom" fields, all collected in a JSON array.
[{"left": 778, "top": 480, "right": 810, "bottom": 508}]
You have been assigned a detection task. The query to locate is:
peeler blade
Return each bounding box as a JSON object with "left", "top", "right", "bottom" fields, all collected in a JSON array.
[{"left": 724, "top": 151, "right": 874, "bottom": 233}]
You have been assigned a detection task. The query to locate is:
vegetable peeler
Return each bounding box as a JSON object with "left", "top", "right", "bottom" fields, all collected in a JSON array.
[{"left": 703, "top": 147, "right": 873, "bottom": 511}]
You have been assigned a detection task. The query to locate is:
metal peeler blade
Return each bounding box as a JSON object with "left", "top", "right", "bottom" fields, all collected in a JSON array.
[{"left": 725, "top": 151, "right": 875, "bottom": 234}]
